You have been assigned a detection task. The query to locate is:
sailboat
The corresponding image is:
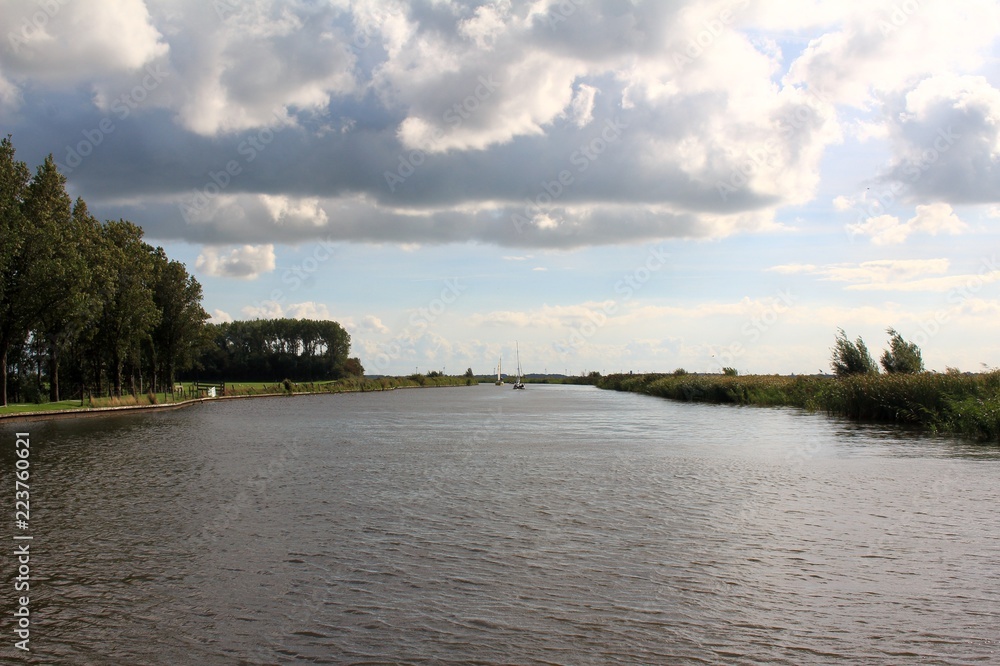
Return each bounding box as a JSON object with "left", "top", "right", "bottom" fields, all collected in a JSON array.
[
  {"left": 512, "top": 342, "right": 525, "bottom": 389},
  {"left": 495, "top": 354, "right": 504, "bottom": 385}
]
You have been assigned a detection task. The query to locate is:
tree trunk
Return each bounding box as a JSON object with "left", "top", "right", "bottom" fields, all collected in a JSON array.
[
  {"left": 113, "top": 350, "right": 123, "bottom": 397},
  {"left": 1, "top": 345, "right": 7, "bottom": 407},
  {"left": 48, "top": 340, "right": 60, "bottom": 403}
]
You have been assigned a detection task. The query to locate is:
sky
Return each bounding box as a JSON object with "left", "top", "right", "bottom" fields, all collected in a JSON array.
[{"left": 2, "top": 0, "right": 1000, "bottom": 376}]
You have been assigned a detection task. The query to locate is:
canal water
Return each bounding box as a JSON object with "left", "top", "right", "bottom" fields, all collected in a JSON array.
[{"left": 2, "top": 384, "right": 998, "bottom": 664}]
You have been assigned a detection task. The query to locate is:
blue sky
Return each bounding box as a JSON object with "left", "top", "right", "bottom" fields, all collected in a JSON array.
[{"left": 3, "top": 0, "right": 1000, "bottom": 375}]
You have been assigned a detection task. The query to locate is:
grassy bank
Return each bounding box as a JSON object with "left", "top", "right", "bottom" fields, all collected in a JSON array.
[
  {"left": 0, "top": 375, "right": 478, "bottom": 417},
  {"left": 597, "top": 372, "right": 1000, "bottom": 442}
]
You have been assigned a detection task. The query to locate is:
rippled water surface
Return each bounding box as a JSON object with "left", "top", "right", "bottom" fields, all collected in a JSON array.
[{"left": 3, "top": 384, "right": 999, "bottom": 664}]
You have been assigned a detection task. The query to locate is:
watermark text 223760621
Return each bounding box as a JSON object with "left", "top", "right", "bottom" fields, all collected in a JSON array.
[{"left": 13, "top": 432, "right": 32, "bottom": 652}]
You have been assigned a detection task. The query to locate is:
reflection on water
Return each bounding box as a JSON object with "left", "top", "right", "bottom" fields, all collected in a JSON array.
[{"left": 2, "top": 385, "right": 999, "bottom": 664}]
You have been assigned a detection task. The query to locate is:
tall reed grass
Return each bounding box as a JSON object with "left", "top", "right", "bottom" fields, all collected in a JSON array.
[{"left": 598, "top": 372, "right": 1000, "bottom": 442}]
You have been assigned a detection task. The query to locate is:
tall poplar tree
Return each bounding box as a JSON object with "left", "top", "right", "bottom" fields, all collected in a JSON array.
[
  {"left": 0, "top": 138, "right": 36, "bottom": 406},
  {"left": 22, "top": 156, "right": 90, "bottom": 401},
  {"left": 95, "top": 220, "right": 160, "bottom": 396},
  {"left": 150, "top": 247, "right": 209, "bottom": 391}
]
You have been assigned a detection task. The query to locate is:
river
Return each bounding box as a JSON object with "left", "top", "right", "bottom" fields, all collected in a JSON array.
[{"left": 2, "top": 384, "right": 998, "bottom": 664}]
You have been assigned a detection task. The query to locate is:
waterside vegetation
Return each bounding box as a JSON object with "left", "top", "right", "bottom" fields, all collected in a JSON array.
[
  {"left": 598, "top": 327, "right": 999, "bottom": 443},
  {"left": 0, "top": 374, "right": 478, "bottom": 417},
  {"left": 597, "top": 371, "right": 1000, "bottom": 443}
]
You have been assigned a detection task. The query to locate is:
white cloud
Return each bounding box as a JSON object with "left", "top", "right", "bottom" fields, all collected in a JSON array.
[
  {"left": 164, "top": 1, "right": 359, "bottom": 135},
  {"left": 471, "top": 302, "right": 618, "bottom": 329},
  {"left": 848, "top": 203, "right": 967, "bottom": 245},
  {"left": 784, "top": 1, "right": 1000, "bottom": 107},
  {"left": 458, "top": 1, "right": 510, "bottom": 50},
  {"left": 777, "top": 258, "right": 1000, "bottom": 293},
  {"left": 6, "top": 0, "right": 1000, "bottom": 253},
  {"left": 909, "top": 202, "right": 968, "bottom": 234},
  {"left": 240, "top": 300, "right": 333, "bottom": 320},
  {"left": 359, "top": 315, "right": 389, "bottom": 334},
  {"left": 260, "top": 195, "right": 329, "bottom": 227},
  {"left": 285, "top": 302, "right": 333, "bottom": 319},
  {"left": 241, "top": 300, "right": 283, "bottom": 319},
  {"left": 0, "top": 0, "right": 168, "bottom": 84},
  {"left": 870, "top": 75, "right": 1000, "bottom": 205},
  {"left": 210, "top": 309, "right": 233, "bottom": 323},
  {"left": 819, "top": 259, "right": 950, "bottom": 284},
  {"left": 195, "top": 244, "right": 276, "bottom": 279},
  {"left": 567, "top": 84, "right": 597, "bottom": 128}
]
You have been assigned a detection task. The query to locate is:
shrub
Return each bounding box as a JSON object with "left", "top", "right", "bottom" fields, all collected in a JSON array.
[
  {"left": 831, "top": 328, "right": 878, "bottom": 376},
  {"left": 881, "top": 327, "right": 924, "bottom": 374}
]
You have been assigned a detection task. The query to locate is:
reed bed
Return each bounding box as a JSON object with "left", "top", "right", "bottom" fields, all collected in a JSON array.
[{"left": 598, "top": 372, "right": 1000, "bottom": 442}]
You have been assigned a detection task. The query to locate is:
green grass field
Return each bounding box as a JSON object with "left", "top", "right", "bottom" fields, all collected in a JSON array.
[{"left": 0, "top": 375, "right": 479, "bottom": 417}]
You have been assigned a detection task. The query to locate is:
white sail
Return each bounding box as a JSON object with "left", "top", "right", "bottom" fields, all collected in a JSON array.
[{"left": 513, "top": 342, "right": 525, "bottom": 389}]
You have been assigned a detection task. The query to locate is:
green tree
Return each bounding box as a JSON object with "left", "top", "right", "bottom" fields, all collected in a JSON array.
[
  {"left": 0, "top": 136, "right": 32, "bottom": 406},
  {"left": 191, "top": 318, "right": 352, "bottom": 382},
  {"left": 343, "top": 357, "right": 364, "bottom": 377},
  {"left": 95, "top": 220, "right": 160, "bottom": 396},
  {"left": 150, "top": 247, "right": 209, "bottom": 391},
  {"left": 1, "top": 147, "right": 88, "bottom": 404},
  {"left": 880, "top": 327, "right": 924, "bottom": 374},
  {"left": 831, "top": 328, "right": 878, "bottom": 376},
  {"left": 22, "top": 157, "right": 92, "bottom": 401}
]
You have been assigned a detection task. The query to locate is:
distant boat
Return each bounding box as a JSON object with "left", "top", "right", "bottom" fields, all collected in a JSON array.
[
  {"left": 512, "top": 342, "right": 525, "bottom": 390},
  {"left": 495, "top": 354, "right": 504, "bottom": 385}
]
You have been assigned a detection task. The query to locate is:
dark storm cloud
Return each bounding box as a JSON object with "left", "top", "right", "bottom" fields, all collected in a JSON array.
[{"left": 2, "top": 0, "right": 997, "bottom": 249}]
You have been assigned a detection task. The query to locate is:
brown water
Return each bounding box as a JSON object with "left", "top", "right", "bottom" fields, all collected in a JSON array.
[{"left": 2, "top": 384, "right": 999, "bottom": 664}]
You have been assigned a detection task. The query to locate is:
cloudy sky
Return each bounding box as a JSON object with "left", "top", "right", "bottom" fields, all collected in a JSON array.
[{"left": 3, "top": 0, "right": 1000, "bottom": 375}]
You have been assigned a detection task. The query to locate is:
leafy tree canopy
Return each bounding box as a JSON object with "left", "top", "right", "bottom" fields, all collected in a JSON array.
[{"left": 831, "top": 328, "right": 879, "bottom": 377}]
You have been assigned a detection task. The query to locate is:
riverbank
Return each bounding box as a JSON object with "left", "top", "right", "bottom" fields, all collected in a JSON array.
[
  {"left": 597, "top": 371, "right": 1000, "bottom": 442},
  {"left": 0, "top": 375, "right": 479, "bottom": 422}
]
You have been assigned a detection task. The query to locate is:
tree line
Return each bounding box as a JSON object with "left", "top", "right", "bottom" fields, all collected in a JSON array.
[
  {"left": 1, "top": 136, "right": 208, "bottom": 405},
  {"left": 194, "top": 318, "right": 361, "bottom": 383},
  {"left": 1, "top": 136, "right": 360, "bottom": 406}
]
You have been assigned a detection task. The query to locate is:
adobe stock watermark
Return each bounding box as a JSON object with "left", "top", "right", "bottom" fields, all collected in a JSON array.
[
  {"left": 511, "top": 117, "right": 628, "bottom": 233},
  {"left": 845, "top": 126, "right": 960, "bottom": 242},
  {"left": 878, "top": 0, "right": 922, "bottom": 36},
  {"left": 54, "top": 64, "right": 170, "bottom": 174},
  {"left": 178, "top": 109, "right": 286, "bottom": 223},
  {"left": 385, "top": 74, "right": 502, "bottom": 192},
  {"left": 709, "top": 289, "right": 796, "bottom": 373},
  {"left": 538, "top": 0, "right": 585, "bottom": 29},
  {"left": 243, "top": 235, "right": 340, "bottom": 319},
  {"left": 907, "top": 252, "right": 999, "bottom": 348},
  {"left": 340, "top": 11, "right": 386, "bottom": 59},
  {"left": 718, "top": 86, "right": 833, "bottom": 202},
  {"left": 368, "top": 278, "right": 468, "bottom": 374},
  {"left": 554, "top": 244, "right": 668, "bottom": 354},
  {"left": 715, "top": 142, "right": 781, "bottom": 202},
  {"left": 7, "top": 0, "right": 70, "bottom": 58}
]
